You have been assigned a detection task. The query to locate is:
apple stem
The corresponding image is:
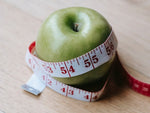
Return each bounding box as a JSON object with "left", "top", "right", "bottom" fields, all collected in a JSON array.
[{"left": 74, "top": 23, "right": 79, "bottom": 32}]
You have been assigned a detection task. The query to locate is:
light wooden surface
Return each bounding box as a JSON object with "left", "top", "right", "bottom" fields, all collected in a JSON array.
[{"left": 0, "top": 0, "right": 150, "bottom": 113}]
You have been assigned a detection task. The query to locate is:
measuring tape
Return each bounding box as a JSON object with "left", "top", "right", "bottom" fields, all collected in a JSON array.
[
  {"left": 116, "top": 56, "right": 150, "bottom": 97},
  {"left": 22, "top": 28, "right": 150, "bottom": 101},
  {"left": 22, "top": 26, "right": 150, "bottom": 101},
  {"left": 28, "top": 31, "right": 117, "bottom": 78},
  {"left": 22, "top": 27, "right": 150, "bottom": 101},
  {"left": 127, "top": 74, "right": 150, "bottom": 97},
  {"left": 22, "top": 30, "right": 118, "bottom": 102}
]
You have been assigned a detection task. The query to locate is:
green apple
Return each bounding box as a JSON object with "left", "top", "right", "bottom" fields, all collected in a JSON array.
[{"left": 36, "top": 7, "right": 114, "bottom": 86}]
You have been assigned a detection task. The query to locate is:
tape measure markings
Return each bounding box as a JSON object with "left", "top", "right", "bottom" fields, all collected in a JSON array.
[
  {"left": 24, "top": 45, "right": 112, "bottom": 101},
  {"left": 27, "top": 30, "right": 117, "bottom": 78},
  {"left": 23, "top": 28, "right": 150, "bottom": 101},
  {"left": 116, "top": 56, "right": 150, "bottom": 97},
  {"left": 64, "top": 61, "right": 71, "bottom": 77},
  {"left": 43, "top": 71, "right": 107, "bottom": 101},
  {"left": 127, "top": 72, "right": 150, "bottom": 96},
  {"left": 23, "top": 30, "right": 118, "bottom": 101}
]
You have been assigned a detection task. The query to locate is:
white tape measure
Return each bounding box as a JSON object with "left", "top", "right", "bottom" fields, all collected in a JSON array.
[{"left": 22, "top": 30, "right": 118, "bottom": 102}]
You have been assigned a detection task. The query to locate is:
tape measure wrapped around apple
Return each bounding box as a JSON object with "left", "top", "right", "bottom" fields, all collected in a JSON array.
[
  {"left": 22, "top": 7, "right": 118, "bottom": 101},
  {"left": 36, "top": 7, "right": 116, "bottom": 85}
]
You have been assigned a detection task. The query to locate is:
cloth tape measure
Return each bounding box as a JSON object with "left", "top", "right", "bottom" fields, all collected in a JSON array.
[{"left": 22, "top": 29, "right": 150, "bottom": 102}]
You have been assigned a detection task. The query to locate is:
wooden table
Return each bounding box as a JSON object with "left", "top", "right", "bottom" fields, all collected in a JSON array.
[{"left": 0, "top": 0, "right": 150, "bottom": 113}]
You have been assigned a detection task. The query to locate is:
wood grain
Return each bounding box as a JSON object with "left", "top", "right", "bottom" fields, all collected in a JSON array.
[{"left": 0, "top": 0, "right": 150, "bottom": 113}]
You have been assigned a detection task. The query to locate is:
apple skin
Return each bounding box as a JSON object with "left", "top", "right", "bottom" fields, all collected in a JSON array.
[{"left": 36, "top": 7, "right": 113, "bottom": 85}]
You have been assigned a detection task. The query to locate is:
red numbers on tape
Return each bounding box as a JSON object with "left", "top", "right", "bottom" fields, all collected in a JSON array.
[
  {"left": 84, "top": 95, "right": 89, "bottom": 100},
  {"left": 60, "top": 67, "right": 67, "bottom": 74},
  {"left": 42, "top": 75, "right": 52, "bottom": 86},
  {"left": 43, "top": 75, "right": 46, "bottom": 81},
  {"left": 47, "top": 79, "right": 52, "bottom": 86},
  {"left": 69, "top": 65, "right": 75, "bottom": 73},
  {"left": 84, "top": 55, "right": 99, "bottom": 68},
  {"left": 105, "top": 40, "right": 114, "bottom": 56},
  {"left": 28, "top": 58, "right": 35, "bottom": 69},
  {"left": 42, "top": 65, "right": 53, "bottom": 73},
  {"left": 92, "top": 55, "right": 99, "bottom": 63},
  {"left": 28, "top": 30, "right": 117, "bottom": 78},
  {"left": 84, "top": 59, "right": 91, "bottom": 67},
  {"left": 60, "top": 65, "right": 75, "bottom": 74},
  {"left": 61, "top": 87, "right": 74, "bottom": 95},
  {"left": 68, "top": 89, "right": 74, "bottom": 95}
]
